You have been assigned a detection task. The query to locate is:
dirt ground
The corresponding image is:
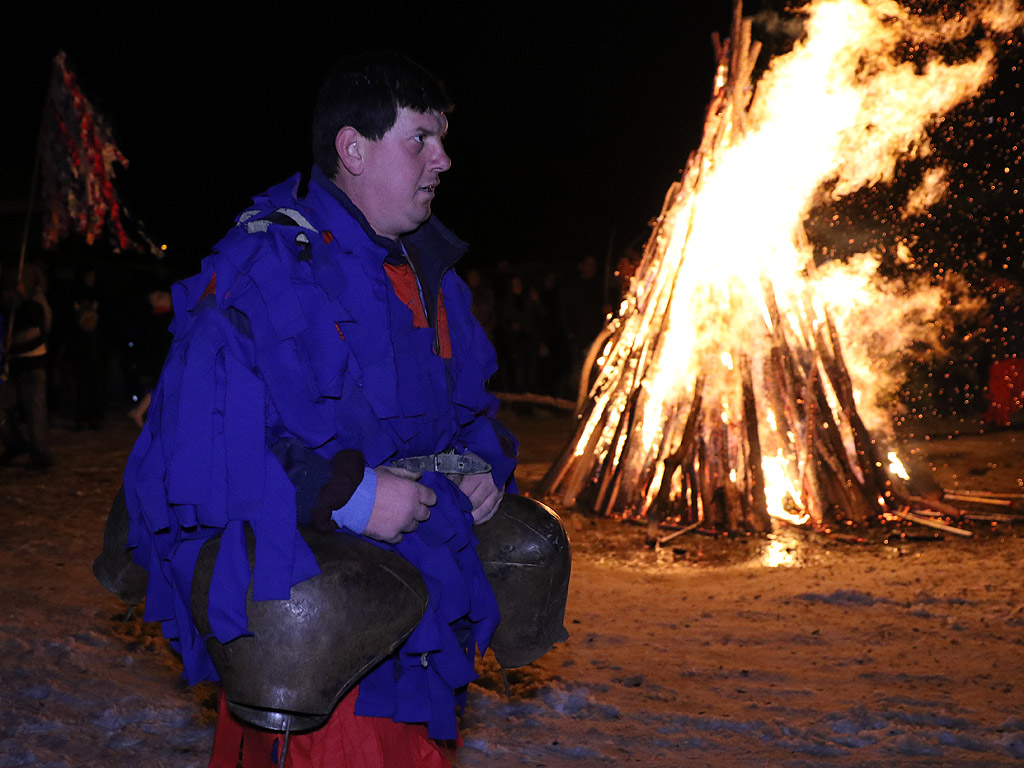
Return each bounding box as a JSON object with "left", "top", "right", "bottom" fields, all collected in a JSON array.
[{"left": 2, "top": 408, "right": 1022, "bottom": 767}]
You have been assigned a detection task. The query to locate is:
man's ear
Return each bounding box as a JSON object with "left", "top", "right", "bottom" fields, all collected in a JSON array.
[{"left": 335, "top": 127, "right": 364, "bottom": 175}]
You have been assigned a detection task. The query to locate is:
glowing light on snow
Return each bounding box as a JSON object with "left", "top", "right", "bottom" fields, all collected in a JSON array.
[{"left": 762, "top": 538, "right": 797, "bottom": 567}]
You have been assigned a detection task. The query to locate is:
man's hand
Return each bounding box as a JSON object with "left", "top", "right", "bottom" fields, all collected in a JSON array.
[
  {"left": 453, "top": 471, "right": 503, "bottom": 525},
  {"left": 363, "top": 466, "right": 437, "bottom": 544}
]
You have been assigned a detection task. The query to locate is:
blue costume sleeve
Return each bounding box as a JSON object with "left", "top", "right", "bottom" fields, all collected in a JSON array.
[{"left": 268, "top": 437, "right": 332, "bottom": 526}]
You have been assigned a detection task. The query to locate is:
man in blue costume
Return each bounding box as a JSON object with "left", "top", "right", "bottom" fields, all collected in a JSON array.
[{"left": 123, "top": 52, "right": 517, "bottom": 767}]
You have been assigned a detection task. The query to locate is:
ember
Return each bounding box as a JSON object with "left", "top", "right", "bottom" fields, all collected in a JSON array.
[{"left": 540, "top": 0, "right": 1022, "bottom": 539}]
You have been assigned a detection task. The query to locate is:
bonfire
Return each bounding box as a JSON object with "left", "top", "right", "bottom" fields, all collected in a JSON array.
[{"left": 540, "top": 0, "right": 1023, "bottom": 541}]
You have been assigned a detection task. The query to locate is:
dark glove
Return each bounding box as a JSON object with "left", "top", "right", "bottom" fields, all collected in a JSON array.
[
  {"left": 308, "top": 449, "right": 368, "bottom": 531},
  {"left": 270, "top": 437, "right": 367, "bottom": 531}
]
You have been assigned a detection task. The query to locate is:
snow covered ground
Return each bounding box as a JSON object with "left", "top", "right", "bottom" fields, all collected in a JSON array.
[{"left": 2, "top": 412, "right": 1022, "bottom": 767}]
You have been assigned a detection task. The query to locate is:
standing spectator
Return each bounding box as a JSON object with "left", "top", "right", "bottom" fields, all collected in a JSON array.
[
  {"left": 497, "top": 274, "right": 542, "bottom": 394},
  {"left": 464, "top": 266, "right": 497, "bottom": 343},
  {"left": 1, "top": 266, "right": 54, "bottom": 469},
  {"left": 23, "top": 262, "right": 52, "bottom": 338},
  {"left": 561, "top": 255, "right": 608, "bottom": 393},
  {"left": 68, "top": 267, "right": 105, "bottom": 429},
  {"left": 536, "top": 269, "right": 570, "bottom": 397},
  {"left": 126, "top": 281, "right": 174, "bottom": 426}
]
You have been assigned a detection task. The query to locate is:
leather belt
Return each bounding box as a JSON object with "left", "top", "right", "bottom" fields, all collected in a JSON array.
[{"left": 391, "top": 449, "right": 491, "bottom": 475}]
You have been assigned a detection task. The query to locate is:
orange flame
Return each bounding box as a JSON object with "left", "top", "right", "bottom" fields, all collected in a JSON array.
[{"left": 577, "top": 0, "right": 1021, "bottom": 524}]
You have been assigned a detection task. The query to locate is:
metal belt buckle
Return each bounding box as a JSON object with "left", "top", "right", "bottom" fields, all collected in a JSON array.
[{"left": 391, "top": 449, "right": 491, "bottom": 475}]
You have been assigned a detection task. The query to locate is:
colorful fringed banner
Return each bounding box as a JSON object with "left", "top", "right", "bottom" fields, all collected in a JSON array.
[{"left": 39, "top": 51, "right": 157, "bottom": 255}]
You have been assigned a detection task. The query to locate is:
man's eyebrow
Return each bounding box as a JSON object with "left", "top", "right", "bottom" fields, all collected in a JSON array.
[
  {"left": 413, "top": 124, "right": 447, "bottom": 138},
  {"left": 412, "top": 114, "right": 448, "bottom": 138}
]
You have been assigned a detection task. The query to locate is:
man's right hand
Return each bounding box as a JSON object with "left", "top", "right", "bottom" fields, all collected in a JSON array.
[{"left": 363, "top": 466, "right": 437, "bottom": 544}]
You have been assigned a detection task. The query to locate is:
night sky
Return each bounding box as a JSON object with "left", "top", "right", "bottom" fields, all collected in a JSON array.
[
  {"left": 2, "top": 1, "right": 1021, "bottom": 287},
  {"left": 2, "top": 2, "right": 739, "bottom": 274}
]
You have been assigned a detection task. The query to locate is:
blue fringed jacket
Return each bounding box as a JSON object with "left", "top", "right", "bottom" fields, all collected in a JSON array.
[{"left": 123, "top": 169, "right": 517, "bottom": 739}]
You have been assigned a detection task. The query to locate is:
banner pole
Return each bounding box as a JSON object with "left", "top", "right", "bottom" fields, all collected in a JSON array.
[{"left": 6, "top": 53, "right": 59, "bottom": 364}]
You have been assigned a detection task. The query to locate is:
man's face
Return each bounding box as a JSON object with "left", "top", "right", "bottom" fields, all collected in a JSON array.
[{"left": 357, "top": 107, "right": 451, "bottom": 240}]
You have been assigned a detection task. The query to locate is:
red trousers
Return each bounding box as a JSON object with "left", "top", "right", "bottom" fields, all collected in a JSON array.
[{"left": 208, "top": 688, "right": 455, "bottom": 768}]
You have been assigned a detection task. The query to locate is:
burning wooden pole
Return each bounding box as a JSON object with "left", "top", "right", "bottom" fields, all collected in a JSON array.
[{"left": 538, "top": 0, "right": 1019, "bottom": 537}]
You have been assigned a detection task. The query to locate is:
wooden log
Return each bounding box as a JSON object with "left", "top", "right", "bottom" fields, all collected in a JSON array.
[
  {"left": 686, "top": 461, "right": 701, "bottom": 523},
  {"left": 560, "top": 329, "right": 656, "bottom": 505},
  {"left": 793, "top": 289, "right": 822, "bottom": 352},
  {"left": 958, "top": 511, "right": 1021, "bottom": 522},
  {"left": 729, "top": 0, "right": 744, "bottom": 76},
  {"left": 597, "top": 328, "right": 681, "bottom": 516},
  {"left": 728, "top": 0, "right": 753, "bottom": 123},
  {"left": 645, "top": 377, "right": 705, "bottom": 538},
  {"left": 795, "top": 293, "right": 878, "bottom": 515},
  {"left": 800, "top": 454, "right": 827, "bottom": 525},
  {"left": 942, "top": 489, "right": 1024, "bottom": 500},
  {"left": 604, "top": 467, "right": 625, "bottom": 519},
  {"left": 592, "top": 433, "right": 624, "bottom": 514},
  {"left": 592, "top": 384, "right": 644, "bottom": 515},
  {"left": 818, "top": 312, "right": 891, "bottom": 501},
  {"left": 711, "top": 31, "right": 725, "bottom": 66},
  {"left": 702, "top": 411, "right": 730, "bottom": 529},
  {"left": 891, "top": 507, "right": 973, "bottom": 537},
  {"left": 697, "top": 436, "right": 717, "bottom": 526},
  {"left": 764, "top": 350, "right": 796, "bottom": 450},
  {"left": 557, "top": 406, "right": 607, "bottom": 507},
  {"left": 762, "top": 282, "right": 812, "bottom": 419},
  {"left": 730, "top": 21, "right": 760, "bottom": 135},
  {"left": 903, "top": 494, "right": 967, "bottom": 520},
  {"left": 762, "top": 284, "right": 837, "bottom": 526},
  {"left": 815, "top": 335, "right": 885, "bottom": 503},
  {"left": 798, "top": 374, "right": 830, "bottom": 527},
  {"left": 807, "top": 362, "right": 867, "bottom": 492},
  {"left": 538, "top": 353, "right": 625, "bottom": 499},
  {"left": 739, "top": 355, "right": 772, "bottom": 532},
  {"left": 805, "top": 367, "right": 875, "bottom": 525},
  {"left": 942, "top": 492, "right": 1016, "bottom": 507},
  {"left": 656, "top": 520, "right": 703, "bottom": 548},
  {"left": 537, "top": 421, "right": 585, "bottom": 499},
  {"left": 724, "top": 461, "right": 744, "bottom": 533},
  {"left": 717, "top": 407, "right": 745, "bottom": 532}
]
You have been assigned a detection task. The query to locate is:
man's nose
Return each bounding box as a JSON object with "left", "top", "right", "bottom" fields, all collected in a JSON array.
[{"left": 433, "top": 143, "right": 451, "bottom": 172}]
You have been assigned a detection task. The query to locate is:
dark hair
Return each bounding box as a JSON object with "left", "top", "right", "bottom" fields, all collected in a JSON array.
[{"left": 312, "top": 52, "right": 453, "bottom": 178}]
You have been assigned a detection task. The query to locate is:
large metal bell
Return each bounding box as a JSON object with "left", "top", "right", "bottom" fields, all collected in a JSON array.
[
  {"left": 475, "top": 495, "right": 571, "bottom": 668},
  {"left": 93, "top": 487, "right": 149, "bottom": 606},
  {"left": 191, "top": 527, "right": 428, "bottom": 732},
  {"left": 94, "top": 488, "right": 572, "bottom": 731}
]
